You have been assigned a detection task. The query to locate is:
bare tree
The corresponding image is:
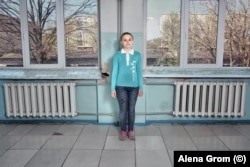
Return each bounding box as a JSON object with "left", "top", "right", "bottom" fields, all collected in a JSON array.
[
  {"left": 0, "top": 1, "right": 21, "bottom": 56},
  {"left": 225, "top": 0, "right": 250, "bottom": 66},
  {"left": 153, "top": 0, "right": 250, "bottom": 67},
  {"left": 157, "top": 13, "right": 180, "bottom": 66},
  {"left": 188, "top": 1, "right": 218, "bottom": 64},
  {"left": 0, "top": 0, "right": 98, "bottom": 64},
  {"left": 188, "top": 0, "right": 250, "bottom": 66},
  {"left": 147, "top": 13, "right": 180, "bottom": 66}
]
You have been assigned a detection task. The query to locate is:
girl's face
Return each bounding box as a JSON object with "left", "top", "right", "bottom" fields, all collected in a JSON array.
[{"left": 120, "top": 34, "right": 133, "bottom": 50}]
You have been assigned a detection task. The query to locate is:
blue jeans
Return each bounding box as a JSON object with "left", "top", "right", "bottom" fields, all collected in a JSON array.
[{"left": 116, "top": 86, "right": 139, "bottom": 131}]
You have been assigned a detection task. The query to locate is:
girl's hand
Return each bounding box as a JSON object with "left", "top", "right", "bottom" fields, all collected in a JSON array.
[
  {"left": 111, "top": 90, "right": 116, "bottom": 98},
  {"left": 138, "top": 90, "right": 143, "bottom": 97}
]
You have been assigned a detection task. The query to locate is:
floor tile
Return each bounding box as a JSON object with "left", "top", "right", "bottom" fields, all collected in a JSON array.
[
  {"left": 0, "top": 123, "right": 249, "bottom": 167},
  {"left": 0, "top": 150, "right": 6, "bottom": 156},
  {"left": 184, "top": 125, "right": 215, "bottom": 137},
  {"left": 0, "top": 124, "right": 17, "bottom": 136},
  {"left": 100, "top": 150, "right": 135, "bottom": 167},
  {"left": 167, "top": 150, "right": 174, "bottom": 164},
  {"left": 163, "top": 136, "right": 197, "bottom": 150},
  {"left": 81, "top": 124, "right": 109, "bottom": 136},
  {"left": 107, "top": 126, "right": 119, "bottom": 136},
  {"left": 42, "top": 136, "right": 78, "bottom": 149},
  {"left": 26, "top": 124, "right": 60, "bottom": 135},
  {"left": 25, "top": 149, "right": 69, "bottom": 167},
  {"left": 73, "top": 133, "right": 106, "bottom": 149},
  {"left": 208, "top": 124, "right": 242, "bottom": 136},
  {"left": 191, "top": 136, "right": 228, "bottom": 150},
  {"left": 159, "top": 125, "right": 189, "bottom": 137},
  {"left": 63, "top": 150, "right": 102, "bottom": 167},
  {"left": 135, "top": 125, "right": 161, "bottom": 136},
  {"left": 55, "top": 124, "right": 84, "bottom": 136},
  {"left": 0, "top": 135, "right": 23, "bottom": 149},
  {"left": 136, "top": 150, "right": 172, "bottom": 167},
  {"left": 135, "top": 136, "right": 166, "bottom": 150},
  {"left": 0, "top": 150, "right": 37, "bottom": 167},
  {"left": 7, "top": 124, "right": 35, "bottom": 136},
  {"left": 105, "top": 136, "right": 135, "bottom": 150},
  {"left": 11, "top": 135, "right": 50, "bottom": 149},
  {"left": 234, "top": 124, "right": 250, "bottom": 136},
  {"left": 218, "top": 136, "right": 250, "bottom": 150}
]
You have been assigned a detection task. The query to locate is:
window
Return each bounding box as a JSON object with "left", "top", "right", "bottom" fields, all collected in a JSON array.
[
  {"left": 147, "top": 0, "right": 250, "bottom": 68},
  {"left": 27, "top": 0, "right": 58, "bottom": 65},
  {"left": 147, "top": 0, "right": 181, "bottom": 67},
  {"left": 0, "top": 0, "right": 22, "bottom": 67},
  {"left": 64, "top": 0, "right": 99, "bottom": 67},
  {"left": 224, "top": 0, "right": 250, "bottom": 67},
  {"left": 188, "top": 0, "right": 218, "bottom": 65},
  {"left": 0, "top": 0, "right": 99, "bottom": 68}
]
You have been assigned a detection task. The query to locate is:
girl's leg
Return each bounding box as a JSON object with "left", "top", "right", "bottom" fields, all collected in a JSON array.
[
  {"left": 127, "top": 87, "right": 139, "bottom": 131},
  {"left": 116, "top": 86, "right": 128, "bottom": 131}
]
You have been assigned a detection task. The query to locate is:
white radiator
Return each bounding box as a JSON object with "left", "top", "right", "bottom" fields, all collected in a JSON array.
[
  {"left": 173, "top": 81, "right": 247, "bottom": 117},
  {"left": 3, "top": 82, "right": 77, "bottom": 117}
]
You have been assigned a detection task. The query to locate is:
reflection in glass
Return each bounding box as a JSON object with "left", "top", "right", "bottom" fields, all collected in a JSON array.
[
  {"left": 64, "top": 0, "right": 99, "bottom": 67},
  {"left": 0, "top": 0, "right": 23, "bottom": 67},
  {"left": 27, "top": 0, "right": 57, "bottom": 64},
  {"left": 147, "top": 0, "right": 181, "bottom": 66},
  {"left": 224, "top": 0, "right": 250, "bottom": 67},
  {"left": 188, "top": 0, "right": 218, "bottom": 64}
]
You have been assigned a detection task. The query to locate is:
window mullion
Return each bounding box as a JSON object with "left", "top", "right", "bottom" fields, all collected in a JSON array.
[
  {"left": 216, "top": 0, "right": 226, "bottom": 67},
  {"left": 56, "top": 0, "right": 66, "bottom": 68},
  {"left": 20, "top": 0, "right": 30, "bottom": 68},
  {"left": 180, "top": 0, "right": 189, "bottom": 68},
  {"left": 143, "top": 0, "right": 147, "bottom": 68}
]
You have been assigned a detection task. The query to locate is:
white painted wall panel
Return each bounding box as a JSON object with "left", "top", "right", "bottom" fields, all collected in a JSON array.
[
  {"left": 122, "top": 0, "right": 144, "bottom": 32},
  {"left": 100, "top": 0, "right": 118, "bottom": 32}
]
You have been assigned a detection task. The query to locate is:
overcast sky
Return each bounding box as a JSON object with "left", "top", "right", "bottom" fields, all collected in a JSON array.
[{"left": 147, "top": 0, "right": 180, "bottom": 40}]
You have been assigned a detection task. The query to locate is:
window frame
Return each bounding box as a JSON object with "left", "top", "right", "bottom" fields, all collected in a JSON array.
[
  {"left": 145, "top": 0, "right": 249, "bottom": 69},
  {"left": 18, "top": 0, "right": 100, "bottom": 69},
  {"left": 181, "top": 0, "right": 226, "bottom": 68}
]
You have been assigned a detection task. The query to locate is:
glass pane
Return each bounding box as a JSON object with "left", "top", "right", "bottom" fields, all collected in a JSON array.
[
  {"left": 224, "top": 0, "right": 250, "bottom": 67},
  {"left": 0, "top": 1, "right": 23, "bottom": 67},
  {"left": 147, "top": 0, "right": 181, "bottom": 66},
  {"left": 27, "top": 0, "right": 57, "bottom": 64},
  {"left": 188, "top": 0, "right": 218, "bottom": 64},
  {"left": 64, "top": 0, "right": 99, "bottom": 67}
]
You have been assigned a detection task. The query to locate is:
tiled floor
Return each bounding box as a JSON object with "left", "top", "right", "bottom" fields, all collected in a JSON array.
[{"left": 0, "top": 123, "right": 250, "bottom": 167}]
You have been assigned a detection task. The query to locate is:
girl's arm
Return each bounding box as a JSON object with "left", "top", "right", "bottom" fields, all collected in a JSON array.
[
  {"left": 111, "top": 54, "right": 118, "bottom": 92},
  {"left": 137, "top": 52, "right": 143, "bottom": 91}
]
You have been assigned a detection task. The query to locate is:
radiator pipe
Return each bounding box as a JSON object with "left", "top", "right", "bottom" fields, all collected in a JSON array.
[
  {"left": 145, "top": 81, "right": 175, "bottom": 85},
  {"left": 76, "top": 111, "right": 174, "bottom": 116}
]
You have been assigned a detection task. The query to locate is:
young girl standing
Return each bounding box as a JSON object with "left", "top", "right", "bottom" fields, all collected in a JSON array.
[{"left": 111, "top": 32, "right": 143, "bottom": 140}]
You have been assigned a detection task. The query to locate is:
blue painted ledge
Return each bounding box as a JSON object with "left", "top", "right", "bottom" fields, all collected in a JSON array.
[
  {"left": 0, "top": 68, "right": 249, "bottom": 79},
  {"left": 144, "top": 68, "right": 250, "bottom": 78},
  {"left": 0, "top": 68, "right": 101, "bottom": 79}
]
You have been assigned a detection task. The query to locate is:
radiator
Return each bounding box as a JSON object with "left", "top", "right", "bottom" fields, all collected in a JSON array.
[
  {"left": 173, "top": 81, "right": 247, "bottom": 117},
  {"left": 3, "top": 82, "right": 77, "bottom": 117}
]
